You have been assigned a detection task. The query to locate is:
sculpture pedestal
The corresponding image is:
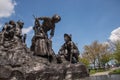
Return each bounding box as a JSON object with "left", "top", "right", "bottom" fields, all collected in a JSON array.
[
  {"left": 0, "top": 63, "right": 89, "bottom": 80},
  {"left": 0, "top": 33, "right": 89, "bottom": 80}
]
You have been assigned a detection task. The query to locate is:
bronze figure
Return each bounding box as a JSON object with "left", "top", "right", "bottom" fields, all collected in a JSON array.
[
  {"left": 57, "top": 34, "right": 80, "bottom": 63},
  {"left": 0, "top": 20, "right": 24, "bottom": 44},
  {"left": 31, "top": 14, "right": 61, "bottom": 62}
]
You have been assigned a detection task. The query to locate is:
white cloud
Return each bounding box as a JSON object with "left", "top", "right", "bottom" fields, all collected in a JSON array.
[
  {"left": 22, "top": 26, "right": 33, "bottom": 34},
  {"left": 109, "top": 27, "right": 120, "bottom": 42},
  {"left": 0, "top": 0, "right": 16, "bottom": 18}
]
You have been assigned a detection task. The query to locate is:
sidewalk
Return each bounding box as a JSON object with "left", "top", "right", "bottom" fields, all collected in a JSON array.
[
  {"left": 91, "top": 67, "right": 120, "bottom": 76},
  {"left": 90, "top": 71, "right": 110, "bottom": 76}
]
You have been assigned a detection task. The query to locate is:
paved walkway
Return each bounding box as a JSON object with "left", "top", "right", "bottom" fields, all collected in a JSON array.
[
  {"left": 91, "top": 67, "right": 120, "bottom": 76},
  {"left": 90, "top": 71, "right": 110, "bottom": 76}
]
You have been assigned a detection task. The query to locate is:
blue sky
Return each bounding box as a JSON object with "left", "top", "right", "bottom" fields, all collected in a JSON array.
[{"left": 0, "top": 0, "right": 120, "bottom": 53}]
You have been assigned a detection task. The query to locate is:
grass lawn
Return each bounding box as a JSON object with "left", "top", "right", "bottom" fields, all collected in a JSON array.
[
  {"left": 90, "top": 69, "right": 96, "bottom": 74},
  {"left": 109, "top": 69, "right": 120, "bottom": 74},
  {"left": 90, "top": 68, "right": 107, "bottom": 75}
]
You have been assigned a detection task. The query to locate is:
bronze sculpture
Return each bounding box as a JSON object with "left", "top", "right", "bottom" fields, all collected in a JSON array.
[
  {"left": 37, "top": 14, "right": 61, "bottom": 39},
  {"left": 57, "top": 33, "right": 80, "bottom": 63},
  {"left": 31, "top": 14, "right": 61, "bottom": 62},
  {"left": 0, "top": 17, "right": 89, "bottom": 79},
  {"left": 0, "top": 20, "right": 24, "bottom": 44}
]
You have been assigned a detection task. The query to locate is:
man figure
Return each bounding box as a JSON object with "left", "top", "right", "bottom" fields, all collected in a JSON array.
[
  {"left": 31, "top": 14, "right": 61, "bottom": 62},
  {"left": 2, "top": 20, "right": 16, "bottom": 40},
  {"left": 37, "top": 14, "right": 61, "bottom": 39},
  {"left": 0, "top": 23, "right": 9, "bottom": 44},
  {"left": 58, "top": 34, "right": 80, "bottom": 63},
  {"left": 31, "top": 14, "right": 61, "bottom": 51},
  {"left": 1, "top": 20, "right": 24, "bottom": 43},
  {"left": 14, "top": 20, "right": 24, "bottom": 41}
]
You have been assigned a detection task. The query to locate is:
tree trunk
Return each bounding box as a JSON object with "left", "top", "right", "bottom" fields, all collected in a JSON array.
[{"left": 93, "top": 59, "right": 96, "bottom": 69}]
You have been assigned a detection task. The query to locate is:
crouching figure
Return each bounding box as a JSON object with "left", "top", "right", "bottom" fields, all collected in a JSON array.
[{"left": 57, "top": 34, "right": 80, "bottom": 64}]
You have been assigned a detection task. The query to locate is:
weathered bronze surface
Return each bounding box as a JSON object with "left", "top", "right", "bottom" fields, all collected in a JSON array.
[
  {"left": 0, "top": 16, "right": 89, "bottom": 80},
  {"left": 57, "top": 33, "right": 80, "bottom": 64}
]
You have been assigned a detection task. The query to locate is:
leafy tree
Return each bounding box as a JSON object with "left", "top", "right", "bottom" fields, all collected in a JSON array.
[
  {"left": 83, "top": 41, "right": 111, "bottom": 68},
  {"left": 100, "top": 52, "right": 111, "bottom": 67},
  {"left": 79, "top": 57, "right": 90, "bottom": 67},
  {"left": 113, "top": 41, "right": 120, "bottom": 63}
]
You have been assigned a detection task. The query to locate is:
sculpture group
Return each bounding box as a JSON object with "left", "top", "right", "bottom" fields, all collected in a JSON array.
[
  {"left": 0, "top": 14, "right": 90, "bottom": 80},
  {"left": 0, "top": 14, "right": 80, "bottom": 64},
  {"left": 0, "top": 20, "right": 25, "bottom": 44}
]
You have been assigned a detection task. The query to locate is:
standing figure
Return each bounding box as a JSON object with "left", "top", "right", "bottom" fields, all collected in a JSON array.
[
  {"left": 14, "top": 20, "right": 24, "bottom": 41},
  {"left": 0, "top": 20, "right": 25, "bottom": 45},
  {"left": 31, "top": 14, "right": 61, "bottom": 62},
  {"left": 34, "top": 28, "right": 48, "bottom": 56},
  {"left": 37, "top": 14, "right": 61, "bottom": 39},
  {"left": 57, "top": 34, "right": 80, "bottom": 63},
  {"left": 2, "top": 20, "right": 16, "bottom": 41},
  {"left": 31, "top": 17, "right": 41, "bottom": 51},
  {"left": 0, "top": 23, "right": 9, "bottom": 43}
]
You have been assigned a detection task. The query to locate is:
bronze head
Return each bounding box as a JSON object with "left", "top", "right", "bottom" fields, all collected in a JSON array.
[
  {"left": 17, "top": 20, "right": 24, "bottom": 29},
  {"left": 9, "top": 20, "right": 15, "bottom": 26},
  {"left": 64, "top": 33, "right": 72, "bottom": 42},
  {"left": 52, "top": 14, "right": 61, "bottom": 23}
]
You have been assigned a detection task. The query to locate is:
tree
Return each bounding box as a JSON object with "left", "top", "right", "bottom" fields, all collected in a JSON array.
[
  {"left": 100, "top": 52, "right": 111, "bottom": 67},
  {"left": 83, "top": 41, "right": 111, "bottom": 69},
  {"left": 99, "top": 43, "right": 111, "bottom": 68},
  {"left": 113, "top": 41, "right": 120, "bottom": 63},
  {"left": 79, "top": 56, "right": 90, "bottom": 67},
  {"left": 83, "top": 41, "right": 100, "bottom": 69}
]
